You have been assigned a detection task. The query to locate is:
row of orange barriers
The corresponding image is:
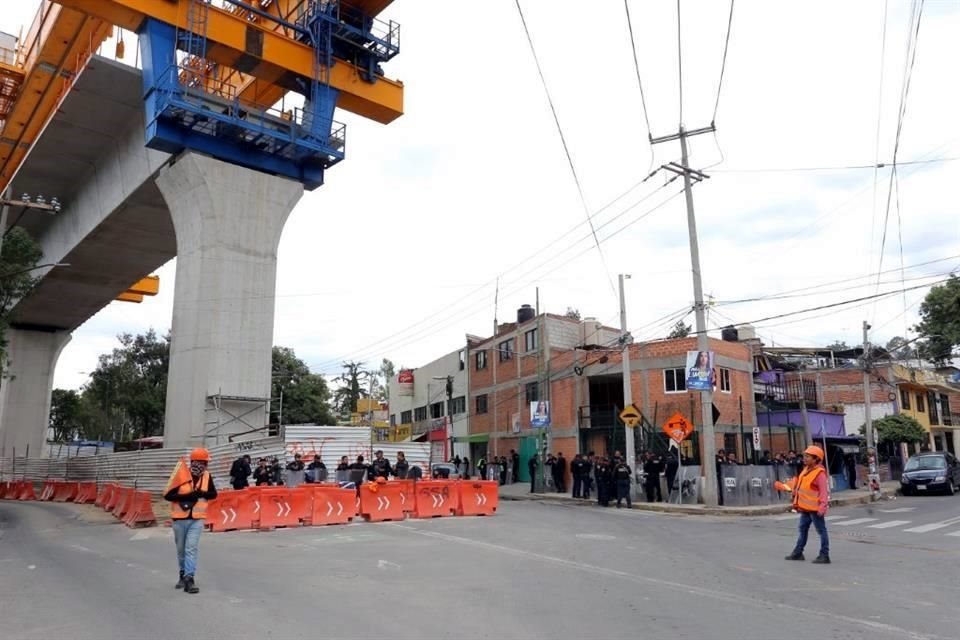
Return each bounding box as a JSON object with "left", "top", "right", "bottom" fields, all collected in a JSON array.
[
  {"left": 205, "top": 480, "right": 499, "bottom": 533},
  {"left": 0, "top": 479, "right": 157, "bottom": 528}
]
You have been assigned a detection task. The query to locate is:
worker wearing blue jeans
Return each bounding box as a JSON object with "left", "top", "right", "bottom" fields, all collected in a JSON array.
[{"left": 164, "top": 448, "right": 218, "bottom": 593}]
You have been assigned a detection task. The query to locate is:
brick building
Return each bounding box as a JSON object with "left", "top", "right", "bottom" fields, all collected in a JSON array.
[{"left": 464, "top": 306, "right": 757, "bottom": 486}]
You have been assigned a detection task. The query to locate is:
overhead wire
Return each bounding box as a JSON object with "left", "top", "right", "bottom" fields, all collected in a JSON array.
[
  {"left": 513, "top": 0, "right": 617, "bottom": 299},
  {"left": 874, "top": 0, "right": 925, "bottom": 316},
  {"left": 710, "top": 156, "right": 958, "bottom": 174},
  {"left": 676, "top": 0, "right": 684, "bottom": 126},
  {"left": 623, "top": 0, "right": 656, "bottom": 175},
  {"left": 711, "top": 0, "right": 735, "bottom": 123},
  {"left": 869, "top": 0, "right": 890, "bottom": 274}
]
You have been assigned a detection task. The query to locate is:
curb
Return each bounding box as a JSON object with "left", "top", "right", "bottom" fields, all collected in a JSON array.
[{"left": 500, "top": 487, "right": 899, "bottom": 516}]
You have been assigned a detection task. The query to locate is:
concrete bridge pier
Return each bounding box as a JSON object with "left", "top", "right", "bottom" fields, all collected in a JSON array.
[
  {"left": 156, "top": 152, "right": 303, "bottom": 448},
  {"left": 0, "top": 328, "right": 71, "bottom": 457}
]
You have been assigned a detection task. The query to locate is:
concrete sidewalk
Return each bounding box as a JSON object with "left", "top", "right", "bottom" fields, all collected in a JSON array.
[{"left": 498, "top": 479, "right": 901, "bottom": 516}]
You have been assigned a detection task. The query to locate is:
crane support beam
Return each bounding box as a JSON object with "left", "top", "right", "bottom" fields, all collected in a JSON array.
[{"left": 53, "top": 0, "right": 404, "bottom": 123}]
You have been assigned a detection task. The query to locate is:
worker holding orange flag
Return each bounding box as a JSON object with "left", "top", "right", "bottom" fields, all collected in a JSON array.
[
  {"left": 776, "top": 445, "right": 831, "bottom": 564},
  {"left": 164, "top": 448, "right": 218, "bottom": 594}
]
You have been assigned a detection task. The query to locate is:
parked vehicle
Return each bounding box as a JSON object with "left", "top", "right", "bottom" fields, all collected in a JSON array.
[{"left": 900, "top": 452, "right": 960, "bottom": 495}]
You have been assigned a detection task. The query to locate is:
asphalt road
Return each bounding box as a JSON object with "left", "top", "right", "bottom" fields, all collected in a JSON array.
[{"left": 2, "top": 494, "right": 959, "bottom": 640}]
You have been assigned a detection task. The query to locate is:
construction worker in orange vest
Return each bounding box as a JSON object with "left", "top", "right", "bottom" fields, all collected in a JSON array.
[
  {"left": 164, "top": 448, "right": 218, "bottom": 593},
  {"left": 776, "top": 445, "right": 831, "bottom": 564}
]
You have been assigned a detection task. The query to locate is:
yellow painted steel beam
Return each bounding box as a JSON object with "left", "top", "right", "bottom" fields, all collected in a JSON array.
[
  {"left": 116, "top": 291, "right": 144, "bottom": 303},
  {"left": 126, "top": 275, "right": 159, "bottom": 296},
  {"left": 54, "top": 0, "right": 404, "bottom": 124},
  {"left": 0, "top": 2, "right": 112, "bottom": 192}
]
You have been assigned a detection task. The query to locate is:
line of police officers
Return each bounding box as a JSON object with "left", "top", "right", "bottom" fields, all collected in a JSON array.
[{"left": 567, "top": 450, "right": 680, "bottom": 507}]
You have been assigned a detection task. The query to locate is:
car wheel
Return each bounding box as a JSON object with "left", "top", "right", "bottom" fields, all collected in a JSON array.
[
  {"left": 948, "top": 480, "right": 956, "bottom": 496},
  {"left": 900, "top": 487, "right": 912, "bottom": 496}
]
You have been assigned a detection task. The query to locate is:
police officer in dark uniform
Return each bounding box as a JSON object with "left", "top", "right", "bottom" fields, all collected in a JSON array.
[
  {"left": 643, "top": 451, "right": 664, "bottom": 503},
  {"left": 369, "top": 450, "right": 392, "bottom": 481},
  {"left": 614, "top": 457, "right": 633, "bottom": 508},
  {"left": 596, "top": 457, "right": 613, "bottom": 506}
]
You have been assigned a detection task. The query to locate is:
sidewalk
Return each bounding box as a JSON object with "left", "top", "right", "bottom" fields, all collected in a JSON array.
[{"left": 498, "top": 480, "right": 901, "bottom": 516}]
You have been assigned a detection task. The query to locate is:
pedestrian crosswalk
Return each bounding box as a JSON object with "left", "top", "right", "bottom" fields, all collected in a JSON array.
[{"left": 768, "top": 511, "right": 960, "bottom": 537}]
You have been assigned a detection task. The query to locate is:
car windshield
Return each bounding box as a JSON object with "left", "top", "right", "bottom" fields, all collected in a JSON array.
[{"left": 904, "top": 456, "right": 946, "bottom": 471}]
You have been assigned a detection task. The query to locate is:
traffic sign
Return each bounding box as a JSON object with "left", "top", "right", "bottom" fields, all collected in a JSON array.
[
  {"left": 752, "top": 427, "right": 761, "bottom": 449},
  {"left": 662, "top": 412, "right": 694, "bottom": 442},
  {"left": 619, "top": 403, "right": 642, "bottom": 428}
]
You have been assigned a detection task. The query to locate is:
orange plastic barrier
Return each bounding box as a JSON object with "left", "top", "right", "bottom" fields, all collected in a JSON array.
[
  {"left": 112, "top": 487, "right": 134, "bottom": 517},
  {"left": 75, "top": 482, "right": 98, "bottom": 504},
  {"left": 102, "top": 484, "right": 120, "bottom": 510},
  {"left": 53, "top": 482, "right": 79, "bottom": 502},
  {"left": 122, "top": 491, "right": 157, "bottom": 528},
  {"left": 6, "top": 482, "right": 23, "bottom": 499},
  {"left": 456, "top": 480, "right": 498, "bottom": 516},
  {"left": 257, "top": 488, "right": 302, "bottom": 529},
  {"left": 95, "top": 484, "right": 113, "bottom": 507},
  {"left": 397, "top": 479, "right": 416, "bottom": 513},
  {"left": 414, "top": 480, "right": 458, "bottom": 518},
  {"left": 39, "top": 481, "right": 57, "bottom": 501},
  {"left": 207, "top": 490, "right": 252, "bottom": 532},
  {"left": 0, "top": 481, "right": 16, "bottom": 499},
  {"left": 306, "top": 486, "right": 357, "bottom": 526},
  {"left": 17, "top": 482, "right": 37, "bottom": 501},
  {"left": 359, "top": 481, "right": 405, "bottom": 522},
  {"left": 233, "top": 487, "right": 264, "bottom": 529}
]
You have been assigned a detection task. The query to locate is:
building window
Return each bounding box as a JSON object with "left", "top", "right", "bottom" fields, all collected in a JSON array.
[
  {"left": 475, "top": 394, "right": 488, "bottom": 415},
  {"left": 928, "top": 391, "right": 939, "bottom": 425},
  {"left": 414, "top": 406, "right": 427, "bottom": 422},
  {"left": 720, "top": 368, "right": 731, "bottom": 393},
  {"left": 459, "top": 350, "right": 465, "bottom": 371},
  {"left": 430, "top": 402, "right": 444, "bottom": 419},
  {"left": 900, "top": 388, "right": 910, "bottom": 410},
  {"left": 916, "top": 393, "right": 925, "bottom": 413},
  {"left": 475, "top": 350, "right": 487, "bottom": 370},
  {"left": 498, "top": 339, "right": 514, "bottom": 362},
  {"left": 941, "top": 394, "right": 952, "bottom": 425},
  {"left": 525, "top": 381, "right": 539, "bottom": 403},
  {"left": 390, "top": 414, "right": 396, "bottom": 427},
  {"left": 449, "top": 396, "right": 466, "bottom": 415},
  {"left": 664, "top": 368, "right": 687, "bottom": 393},
  {"left": 400, "top": 410, "right": 412, "bottom": 424},
  {"left": 525, "top": 328, "right": 538, "bottom": 352}
]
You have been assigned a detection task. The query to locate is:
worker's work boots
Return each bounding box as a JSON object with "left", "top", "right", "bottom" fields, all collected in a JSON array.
[
  {"left": 784, "top": 552, "right": 804, "bottom": 561},
  {"left": 183, "top": 576, "right": 199, "bottom": 594},
  {"left": 175, "top": 571, "right": 185, "bottom": 589},
  {"left": 812, "top": 555, "right": 831, "bottom": 565}
]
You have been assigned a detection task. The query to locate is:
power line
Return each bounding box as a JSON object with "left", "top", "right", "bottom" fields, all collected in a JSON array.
[
  {"left": 623, "top": 0, "right": 653, "bottom": 139},
  {"left": 513, "top": 0, "right": 617, "bottom": 299},
  {"left": 869, "top": 0, "right": 890, "bottom": 275},
  {"left": 875, "top": 0, "right": 925, "bottom": 306},
  {"left": 711, "top": 156, "right": 958, "bottom": 173},
  {"left": 711, "top": 0, "right": 735, "bottom": 123}
]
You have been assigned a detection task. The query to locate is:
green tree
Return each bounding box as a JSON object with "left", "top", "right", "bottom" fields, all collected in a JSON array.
[
  {"left": 333, "top": 360, "right": 370, "bottom": 415},
  {"left": 859, "top": 413, "right": 927, "bottom": 446},
  {"left": 885, "top": 336, "right": 916, "bottom": 361},
  {"left": 271, "top": 346, "right": 335, "bottom": 425},
  {"left": 49, "top": 389, "right": 82, "bottom": 442},
  {"left": 914, "top": 275, "right": 960, "bottom": 365},
  {"left": 667, "top": 320, "right": 691, "bottom": 339},
  {"left": 0, "top": 227, "right": 43, "bottom": 375},
  {"left": 825, "top": 341, "right": 850, "bottom": 351},
  {"left": 80, "top": 330, "right": 169, "bottom": 441},
  {"left": 373, "top": 357, "right": 396, "bottom": 403},
  {"left": 564, "top": 307, "right": 582, "bottom": 321}
]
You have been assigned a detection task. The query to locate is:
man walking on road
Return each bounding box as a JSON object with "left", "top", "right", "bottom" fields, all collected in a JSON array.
[
  {"left": 777, "top": 445, "right": 831, "bottom": 565},
  {"left": 164, "top": 448, "right": 218, "bottom": 594}
]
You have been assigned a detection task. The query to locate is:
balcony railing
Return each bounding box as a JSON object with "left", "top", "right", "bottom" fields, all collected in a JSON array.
[{"left": 756, "top": 379, "right": 818, "bottom": 408}]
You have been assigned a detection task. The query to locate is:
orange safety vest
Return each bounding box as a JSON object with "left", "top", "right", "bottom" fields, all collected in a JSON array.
[
  {"left": 168, "top": 470, "right": 211, "bottom": 520},
  {"left": 782, "top": 466, "right": 825, "bottom": 513}
]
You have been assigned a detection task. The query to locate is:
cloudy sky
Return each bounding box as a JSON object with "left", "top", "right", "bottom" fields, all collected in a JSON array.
[{"left": 3, "top": 0, "right": 958, "bottom": 390}]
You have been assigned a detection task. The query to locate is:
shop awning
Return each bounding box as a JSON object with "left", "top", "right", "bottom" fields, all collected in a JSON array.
[{"left": 456, "top": 434, "right": 490, "bottom": 444}]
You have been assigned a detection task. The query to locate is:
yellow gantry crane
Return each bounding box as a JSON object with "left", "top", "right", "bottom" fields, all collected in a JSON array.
[{"left": 0, "top": 0, "right": 403, "bottom": 303}]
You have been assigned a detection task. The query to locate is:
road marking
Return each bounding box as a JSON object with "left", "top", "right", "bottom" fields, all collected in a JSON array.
[
  {"left": 904, "top": 517, "right": 960, "bottom": 534},
  {"left": 825, "top": 515, "right": 850, "bottom": 522},
  {"left": 879, "top": 507, "right": 915, "bottom": 513},
  {"left": 377, "top": 559, "right": 401, "bottom": 571},
  {"left": 770, "top": 514, "right": 797, "bottom": 521},
  {"left": 944, "top": 531, "right": 960, "bottom": 537},
  {"left": 68, "top": 544, "right": 93, "bottom": 553},
  {"left": 832, "top": 518, "right": 878, "bottom": 526},
  {"left": 866, "top": 520, "right": 911, "bottom": 529},
  {"left": 394, "top": 525, "right": 946, "bottom": 640}
]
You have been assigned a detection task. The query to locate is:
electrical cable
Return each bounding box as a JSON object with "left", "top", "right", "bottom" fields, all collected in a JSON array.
[
  {"left": 514, "top": 0, "right": 617, "bottom": 299},
  {"left": 711, "top": 0, "right": 735, "bottom": 123}
]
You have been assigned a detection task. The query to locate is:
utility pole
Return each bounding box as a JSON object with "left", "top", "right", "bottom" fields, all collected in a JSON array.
[
  {"left": 618, "top": 274, "right": 636, "bottom": 495},
  {"left": 863, "top": 320, "right": 880, "bottom": 500},
  {"left": 650, "top": 123, "right": 718, "bottom": 506}
]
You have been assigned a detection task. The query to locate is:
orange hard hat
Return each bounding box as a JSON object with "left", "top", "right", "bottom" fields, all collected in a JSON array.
[
  {"left": 190, "top": 447, "right": 211, "bottom": 462},
  {"left": 803, "top": 445, "right": 825, "bottom": 461}
]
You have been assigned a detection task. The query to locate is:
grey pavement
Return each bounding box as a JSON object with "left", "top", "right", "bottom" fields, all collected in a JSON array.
[{"left": 2, "top": 496, "right": 958, "bottom": 640}]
